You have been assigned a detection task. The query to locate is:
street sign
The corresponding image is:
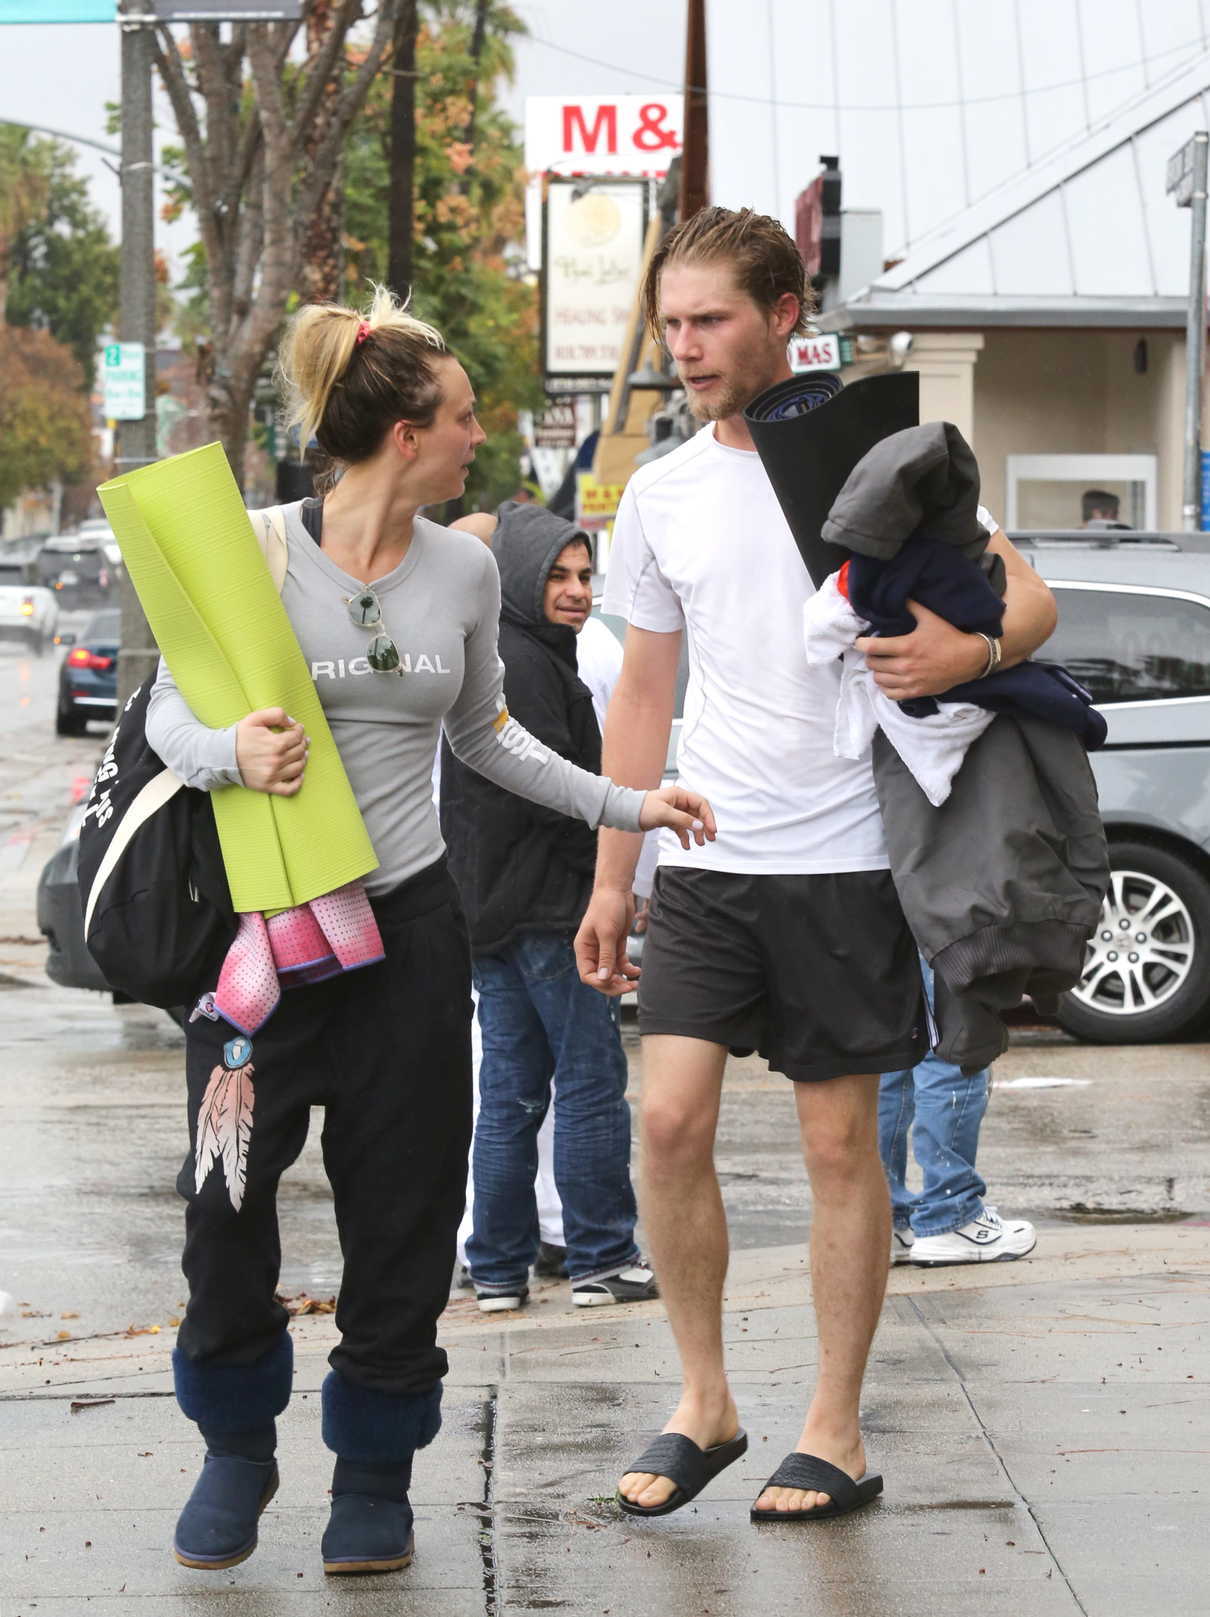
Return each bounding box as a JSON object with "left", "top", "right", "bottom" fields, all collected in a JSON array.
[
  {"left": 149, "top": 1, "right": 302, "bottom": 16},
  {"left": 575, "top": 472, "right": 625, "bottom": 533},
  {"left": 789, "top": 333, "right": 842, "bottom": 373},
  {"left": 103, "top": 342, "right": 147, "bottom": 422},
  {"left": 0, "top": 1, "right": 113, "bottom": 18},
  {"left": 1167, "top": 134, "right": 1205, "bottom": 208}
]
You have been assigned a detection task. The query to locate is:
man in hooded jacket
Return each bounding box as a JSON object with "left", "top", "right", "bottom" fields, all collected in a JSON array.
[{"left": 440, "top": 502, "right": 657, "bottom": 1314}]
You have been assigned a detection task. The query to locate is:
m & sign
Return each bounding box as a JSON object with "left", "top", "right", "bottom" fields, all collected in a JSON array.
[{"left": 525, "top": 95, "right": 684, "bottom": 180}]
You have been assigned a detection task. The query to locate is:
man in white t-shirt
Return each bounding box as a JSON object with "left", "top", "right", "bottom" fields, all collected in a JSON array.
[{"left": 576, "top": 206, "right": 1057, "bottom": 1523}]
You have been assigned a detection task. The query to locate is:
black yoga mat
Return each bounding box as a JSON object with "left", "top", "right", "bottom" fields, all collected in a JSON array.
[{"left": 744, "top": 371, "right": 920, "bottom": 586}]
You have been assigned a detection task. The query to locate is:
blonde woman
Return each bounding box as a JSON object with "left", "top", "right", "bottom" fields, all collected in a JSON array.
[{"left": 145, "top": 288, "right": 715, "bottom": 1577}]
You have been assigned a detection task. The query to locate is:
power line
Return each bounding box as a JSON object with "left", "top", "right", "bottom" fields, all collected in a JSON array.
[{"left": 525, "top": 27, "right": 1210, "bottom": 114}]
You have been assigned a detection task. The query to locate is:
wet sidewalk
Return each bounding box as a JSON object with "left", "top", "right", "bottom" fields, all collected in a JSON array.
[{"left": 2, "top": 1223, "right": 1208, "bottom": 1616}]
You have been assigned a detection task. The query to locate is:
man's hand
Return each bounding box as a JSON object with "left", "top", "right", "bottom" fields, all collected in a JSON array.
[
  {"left": 575, "top": 887, "right": 639, "bottom": 996},
  {"left": 638, "top": 784, "right": 717, "bottom": 849},
  {"left": 855, "top": 600, "right": 989, "bottom": 700},
  {"left": 235, "top": 708, "right": 308, "bottom": 796}
]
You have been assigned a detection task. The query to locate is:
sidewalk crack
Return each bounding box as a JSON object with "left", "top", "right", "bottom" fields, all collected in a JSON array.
[
  {"left": 477, "top": 1384, "right": 499, "bottom": 1617},
  {"left": 905, "top": 1295, "right": 1089, "bottom": 1616}
]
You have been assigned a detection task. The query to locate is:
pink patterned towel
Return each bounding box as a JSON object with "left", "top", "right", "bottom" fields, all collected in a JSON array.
[{"left": 212, "top": 880, "right": 385, "bottom": 1034}]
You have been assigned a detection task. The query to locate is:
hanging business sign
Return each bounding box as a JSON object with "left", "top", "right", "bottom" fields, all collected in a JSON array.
[
  {"left": 532, "top": 400, "right": 577, "bottom": 450},
  {"left": 0, "top": 1, "right": 113, "bottom": 18},
  {"left": 526, "top": 95, "right": 683, "bottom": 180},
  {"left": 542, "top": 179, "right": 648, "bottom": 388},
  {"left": 789, "top": 334, "right": 842, "bottom": 373}
]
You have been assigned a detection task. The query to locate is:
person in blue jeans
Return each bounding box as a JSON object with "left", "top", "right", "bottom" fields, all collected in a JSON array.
[
  {"left": 440, "top": 501, "right": 658, "bottom": 1312},
  {"left": 880, "top": 962, "right": 1036, "bottom": 1265}
]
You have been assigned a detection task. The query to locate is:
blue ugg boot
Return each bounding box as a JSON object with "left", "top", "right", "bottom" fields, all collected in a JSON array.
[
  {"left": 319, "top": 1371, "right": 442, "bottom": 1577},
  {"left": 172, "top": 1335, "right": 292, "bottom": 1570}
]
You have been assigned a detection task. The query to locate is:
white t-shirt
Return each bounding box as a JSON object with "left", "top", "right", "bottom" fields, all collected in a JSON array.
[{"left": 604, "top": 423, "right": 890, "bottom": 876}]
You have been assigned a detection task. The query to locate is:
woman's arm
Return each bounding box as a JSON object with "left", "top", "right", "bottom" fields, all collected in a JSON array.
[
  {"left": 443, "top": 550, "right": 713, "bottom": 844},
  {"left": 146, "top": 658, "right": 308, "bottom": 796}
]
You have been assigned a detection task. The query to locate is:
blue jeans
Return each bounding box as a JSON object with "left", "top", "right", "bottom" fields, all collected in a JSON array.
[
  {"left": 467, "top": 931, "right": 640, "bottom": 1290},
  {"left": 878, "top": 962, "right": 989, "bottom": 1237}
]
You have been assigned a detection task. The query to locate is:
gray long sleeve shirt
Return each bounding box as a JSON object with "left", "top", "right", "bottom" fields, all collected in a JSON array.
[{"left": 145, "top": 503, "right": 645, "bottom": 896}]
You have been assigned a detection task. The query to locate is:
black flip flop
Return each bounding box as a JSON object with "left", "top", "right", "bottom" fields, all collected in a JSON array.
[
  {"left": 750, "top": 1452, "right": 883, "bottom": 1522},
  {"left": 615, "top": 1429, "right": 748, "bottom": 1518}
]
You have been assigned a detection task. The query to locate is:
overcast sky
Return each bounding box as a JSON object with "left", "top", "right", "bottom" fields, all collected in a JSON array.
[
  {"left": 0, "top": 1, "right": 686, "bottom": 269},
  {"left": 2, "top": 1, "right": 1207, "bottom": 277}
]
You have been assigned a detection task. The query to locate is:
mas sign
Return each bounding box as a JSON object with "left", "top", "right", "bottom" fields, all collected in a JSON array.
[{"left": 526, "top": 95, "right": 684, "bottom": 179}]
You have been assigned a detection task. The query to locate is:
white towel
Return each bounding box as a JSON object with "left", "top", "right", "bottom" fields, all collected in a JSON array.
[{"left": 802, "top": 574, "right": 994, "bottom": 807}]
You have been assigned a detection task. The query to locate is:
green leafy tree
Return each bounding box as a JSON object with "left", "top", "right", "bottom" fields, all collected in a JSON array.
[
  {"left": 0, "top": 326, "right": 94, "bottom": 511},
  {"left": 342, "top": 1, "right": 542, "bottom": 506},
  {"left": 0, "top": 125, "right": 50, "bottom": 321},
  {"left": 5, "top": 134, "right": 119, "bottom": 389}
]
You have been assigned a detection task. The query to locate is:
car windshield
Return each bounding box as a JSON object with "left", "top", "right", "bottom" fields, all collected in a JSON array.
[
  {"left": 83, "top": 610, "right": 121, "bottom": 642},
  {"left": 0, "top": 565, "right": 26, "bottom": 587}
]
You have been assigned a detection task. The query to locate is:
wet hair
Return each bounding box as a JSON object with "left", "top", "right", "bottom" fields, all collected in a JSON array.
[
  {"left": 642, "top": 206, "right": 814, "bottom": 341},
  {"left": 278, "top": 284, "right": 450, "bottom": 466}
]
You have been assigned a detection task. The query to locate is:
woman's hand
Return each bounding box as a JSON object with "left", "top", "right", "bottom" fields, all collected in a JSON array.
[
  {"left": 235, "top": 708, "right": 308, "bottom": 796},
  {"left": 638, "top": 785, "right": 717, "bottom": 850}
]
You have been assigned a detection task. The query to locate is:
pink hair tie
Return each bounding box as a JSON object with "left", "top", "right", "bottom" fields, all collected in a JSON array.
[{"left": 355, "top": 320, "right": 372, "bottom": 346}]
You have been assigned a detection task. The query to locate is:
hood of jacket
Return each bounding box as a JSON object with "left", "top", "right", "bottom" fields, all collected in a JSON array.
[{"left": 492, "top": 501, "right": 593, "bottom": 658}]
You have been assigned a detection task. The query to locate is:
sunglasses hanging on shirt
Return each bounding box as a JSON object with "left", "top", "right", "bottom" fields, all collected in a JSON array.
[{"left": 346, "top": 587, "right": 405, "bottom": 676}]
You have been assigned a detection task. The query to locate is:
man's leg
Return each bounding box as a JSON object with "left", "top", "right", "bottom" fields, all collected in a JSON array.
[
  {"left": 618, "top": 1033, "right": 735, "bottom": 1509},
  {"left": 753, "top": 1072, "right": 888, "bottom": 1514},
  {"left": 904, "top": 1048, "right": 988, "bottom": 1236}
]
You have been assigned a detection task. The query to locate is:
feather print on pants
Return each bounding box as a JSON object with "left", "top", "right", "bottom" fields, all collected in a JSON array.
[{"left": 194, "top": 1058, "right": 255, "bottom": 1212}]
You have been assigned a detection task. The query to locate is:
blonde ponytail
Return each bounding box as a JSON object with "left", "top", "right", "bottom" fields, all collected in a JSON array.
[{"left": 278, "top": 285, "right": 449, "bottom": 464}]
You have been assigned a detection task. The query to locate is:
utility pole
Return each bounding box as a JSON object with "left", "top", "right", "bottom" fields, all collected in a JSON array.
[
  {"left": 387, "top": 0, "right": 417, "bottom": 296},
  {"left": 115, "top": 0, "right": 160, "bottom": 702},
  {"left": 1168, "top": 129, "right": 1209, "bottom": 532},
  {"left": 679, "top": 0, "right": 708, "bottom": 222}
]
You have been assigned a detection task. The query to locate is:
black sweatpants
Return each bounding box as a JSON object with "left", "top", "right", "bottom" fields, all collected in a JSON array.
[{"left": 175, "top": 857, "right": 473, "bottom": 1397}]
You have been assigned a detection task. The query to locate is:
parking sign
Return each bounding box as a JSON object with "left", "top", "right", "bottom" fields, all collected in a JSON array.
[{"left": 103, "top": 343, "right": 147, "bottom": 422}]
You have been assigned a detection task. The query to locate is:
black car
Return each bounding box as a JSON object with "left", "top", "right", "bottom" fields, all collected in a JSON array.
[
  {"left": 56, "top": 608, "right": 119, "bottom": 736},
  {"left": 35, "top": 535, "right": 112, "bottom": 608}
]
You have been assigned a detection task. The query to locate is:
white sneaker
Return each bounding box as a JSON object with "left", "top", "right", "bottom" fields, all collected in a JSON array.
[
  {"left": 890, "top": 1228, "right": 916, "bottom": 1265},
  {"left": 909, "top": 1207, "right": 1036, "bottom": 1266}
]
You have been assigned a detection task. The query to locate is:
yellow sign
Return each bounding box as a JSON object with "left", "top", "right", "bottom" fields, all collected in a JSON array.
[{"left": 575, "top": 471, "right": 626, "bottom": 531}]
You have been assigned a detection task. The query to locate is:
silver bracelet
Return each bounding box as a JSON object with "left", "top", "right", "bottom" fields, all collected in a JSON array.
[{"left": 974, "top": 632, "right": 1002, "bottom": 678}]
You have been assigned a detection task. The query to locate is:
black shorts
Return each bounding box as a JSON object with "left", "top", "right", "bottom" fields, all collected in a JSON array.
[{"left": 637, "top": 867, "right": 928, "bottom": 1083}]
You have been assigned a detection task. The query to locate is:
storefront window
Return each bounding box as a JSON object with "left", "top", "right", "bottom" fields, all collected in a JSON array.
[{"left": 1006, "top": 454, "right": 1157, "bottom": 531}]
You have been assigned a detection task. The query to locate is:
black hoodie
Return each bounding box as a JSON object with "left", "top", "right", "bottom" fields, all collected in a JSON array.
[{"left": 439, "top": 502, "right": 601, "bottom": 954}]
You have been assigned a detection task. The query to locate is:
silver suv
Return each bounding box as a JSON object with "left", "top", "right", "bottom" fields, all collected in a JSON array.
[{"left": 1019, "top": 529, "right": 1210, "bottom": 1043}]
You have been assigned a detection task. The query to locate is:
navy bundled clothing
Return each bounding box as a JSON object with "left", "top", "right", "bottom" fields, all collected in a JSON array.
[
  {"left": 846, "top": 534, "right": 1107, "bottom": 750},
  {"left": 823, "top": 423, "right": 1110, "bottom": 1070}
]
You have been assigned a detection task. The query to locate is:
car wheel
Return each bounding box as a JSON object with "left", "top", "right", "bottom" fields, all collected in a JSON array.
[
  {"left": 1057, "top": 840, "right": 1210, "bottom": 1043},
  {"left": 55, "top": 705, "right": 87, "bottom": 738}
]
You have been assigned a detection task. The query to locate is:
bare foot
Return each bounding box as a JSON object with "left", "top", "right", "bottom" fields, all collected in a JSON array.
[
  {"left": 752, "top": 1422, "right": 867, "bottom": 1515},
  {"left": 618, "top": 1391, "right": 740, "bottom": 1510}
]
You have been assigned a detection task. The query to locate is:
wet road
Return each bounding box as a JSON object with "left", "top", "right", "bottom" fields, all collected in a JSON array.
[{"left": 0, "top": 639, "right": 1207, "bottom": 1347}]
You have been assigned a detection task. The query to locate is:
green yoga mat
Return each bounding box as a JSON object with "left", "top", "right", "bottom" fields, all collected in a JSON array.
[{"left": 98, "top": 442, "right": 378, "bottom": 913}]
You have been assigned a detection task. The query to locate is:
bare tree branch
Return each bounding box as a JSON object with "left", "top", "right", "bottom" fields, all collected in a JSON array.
[
  {"left": 290, "top": 0, "right": 364, "bottom": 155},
  {"left": 294, "top": 2, "right": 399, "bottom": 228}
]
